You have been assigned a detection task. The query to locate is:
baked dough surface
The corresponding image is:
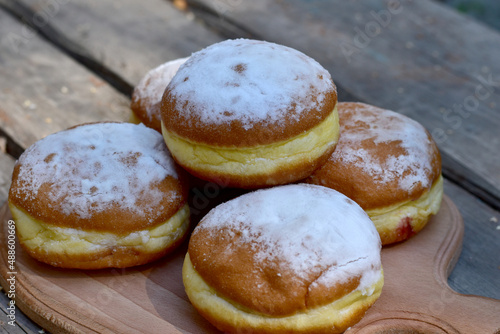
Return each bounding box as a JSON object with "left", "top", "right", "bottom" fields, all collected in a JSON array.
[
  {"left": 161, "top": 106, "right": 339, "bottom": 187},
  {"left": 9, "top": 122, "right": 187, "bottom": 234},
  {"left": 306, "top": 102, "right": 443, "bottom": 244},
  {"left": 307, "top": 102, "right": 442, "bottom": 210},
  {"left": 8, "top": 122, "right": 190, "bottom": 268},
  {"left": 183, "top": 254, "right": 384, "bottom": 334},
  {"left": 9, "top": 203, "right": 190, "bottom": 268},
  {"left": 131, "top": 57, "right": 188, "bottom": 131},
  {"left": 161, "top": 39, "right": 338, "bottom": 147},
  {"left": 185, "top": 184, "right": 383, "bottom": 333},
  {"left": 368, "top": 175, "right": 443, "bottom": 244}
]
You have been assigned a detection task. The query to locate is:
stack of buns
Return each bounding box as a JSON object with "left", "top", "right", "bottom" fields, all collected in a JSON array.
[{"left": 9, "top": 38, "right": 443, "bottom": 333}]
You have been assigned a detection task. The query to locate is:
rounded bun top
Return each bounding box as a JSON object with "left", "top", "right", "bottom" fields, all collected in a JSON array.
[
  {"left": 161, "top": 39, "right": 337, "bottom": 147},
  {"left": 9, "top": 122, "right": 188, "bottom": 234},
  {"left": 188, "top": 184, "right": 382, "bottom": 316},
  {"left": 131, "top": 57, "right": 188, "bottom": 132},
  {"left": 307, "top": 102, "right": 442, "bottom": 210}
]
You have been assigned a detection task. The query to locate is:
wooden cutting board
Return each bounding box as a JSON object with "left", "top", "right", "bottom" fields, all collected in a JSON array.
[{"left": 1, "top": 196, "right": 499, "bottom": 334}]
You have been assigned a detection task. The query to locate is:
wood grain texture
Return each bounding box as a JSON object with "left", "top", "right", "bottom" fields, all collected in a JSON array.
[
  {"left": 444, "top": 179, "right": 500, "bottom": 300},
  {"left": 0, "top": 0, "right": 499, "bottom": 331},
  {"left": 349, "top": 196, "right": 500, "bottom": 333},
  {"left": 184, "top": 0, "right": 500, "bottom": 208},
  {"left": 3, "top": 0, "right": 500, "bottom": 208},
  {"left": 1, "top": 0, "right": 224, "bottom": 90},
  {"left": 1, "top": 197, "right": 499, "bottom": 333},
  {"left": 0, "top": 204, "right": 217, "bottom": 334},
  {"left": 0, "top": 152, "right": 15, "bottom": 206},
  {"left": 0, "top": 9, "right": 130, "bottom": 155},
  {"left": 1, "top": 290, "right": 40, "bottom": 334}
]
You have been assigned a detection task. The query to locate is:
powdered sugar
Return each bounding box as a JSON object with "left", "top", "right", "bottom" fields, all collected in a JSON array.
[
  {"left": 14, "top": 122, "right": 179, "bottom": 219},
  {"left": 195, "top": 184, "right": 382, "bottom": 290},
  {"left": 334, "top": 104, "right": 435, "bottom": 191},
  {"left": 166, "top": 39, "right": 335, "bottom": 129},
  {"left": 134, "top": 57, "right": 188, "bottom": 122}
]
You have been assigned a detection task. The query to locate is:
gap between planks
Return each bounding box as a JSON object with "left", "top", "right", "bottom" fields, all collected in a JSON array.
[
  {"left": 0, "top": 0, "right": 134, "bottom": 98},
  {"left": 5, "top": 0, "right": 500, "bottom": 213},
  {"left": 0, "top": 1, "right": 499, "bottom": 211},
  {"left": 176, "top": 0, "right": 500, "bottom": 211}
]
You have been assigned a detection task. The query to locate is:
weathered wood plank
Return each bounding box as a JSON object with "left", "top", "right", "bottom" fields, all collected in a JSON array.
[
  {"left": 0, "top": 152, "right": 15, "bottom": 207},
  {"left": 0, "top": 8, "right": 131, "bottom": 155},
  {"left": 1, "top": 0, "right": 224, "bottom": 92},
  {"left": 6, "top": 0, "right": 500, "bottom": 209},
  {"left": 3, "top": 0, "right": 499, "bottom": 207},
  {"left": 0, "top": 1, "right": 498, "bottom": 331},
  {"left": 184, "top": 0, "right": 500, "bottom": 209},
  {"left": 1, "top": 289, "right": 40, "bottom": 334},
  {"left": 445, "top": 179, "right": 500, "bottom": 300}
]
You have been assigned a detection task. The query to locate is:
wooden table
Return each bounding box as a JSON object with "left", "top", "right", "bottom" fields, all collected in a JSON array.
[{"left": 0, "top": 0, "right": 499, "bottom": 333}]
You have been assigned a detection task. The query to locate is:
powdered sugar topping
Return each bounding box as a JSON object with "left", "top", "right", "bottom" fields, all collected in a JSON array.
[
  {"left": 195, "top": 184, "right": 382, "bottom": 289},
  {"left": 134, "top": 57, "right": 188, "bottom": 122},
  {"left": 166, "top": 39, "right": 335, "bottom": 129},
  {"left": 14, "top": 123, "right": 179, "bottom": 219},
  {"left": 334, "top": 104, "right": 435, "bottom": 191}
]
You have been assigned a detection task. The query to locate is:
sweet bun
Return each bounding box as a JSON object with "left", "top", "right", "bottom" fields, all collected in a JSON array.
[
  {"left": 8, "top": 122, "right": 190, "bottom": 269},
  {"left": 306, "top": 102, "right": 443, "bottom": 245},
  {"left": 131, "top": 57, "right": 188, "bottom": 132},
  {"left": 183, "top": 184, "right": 383, "bottom": 333},
  {"left": 161, "top": 39, "right": 339, "bottom": 188}
]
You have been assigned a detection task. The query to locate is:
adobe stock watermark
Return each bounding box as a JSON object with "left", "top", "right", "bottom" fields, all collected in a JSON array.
[
  {"left": 341, "top": 0, "right": 410, "bottom": 63},
  {"left": 4, "top": 0, "right": 72, "bottom": 54},
  {"left": 5, "top": 220, "right": 17, "bottom": 327},
  {"left": 431, "top": 71, "right": 500, "bottom": 144},
  {"left": 189, "top": 178, "right": 230, "bottom": 216},
  {"left": 426, "top": 286, "right": 459, "bottom": 321}
]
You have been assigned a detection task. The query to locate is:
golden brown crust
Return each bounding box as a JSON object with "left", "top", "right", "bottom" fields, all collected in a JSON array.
[
  {"left": 131, "top": 58, "right": 188, "bottom": 132},
  {"left": 9, "top": 166, "right": 188, "bottom": 234},
  {"left": 306, "top": 102, "right": 442, "bottom": 210},
  {"left": 188, "top": 225, "right": 362, "bottom": 316},
  {"left": 131, "top": 97, "right": 162, "bottom": 132},
  {"left": 183, "top": 249, "right": 384, "bottom": 334},
  {"left": 8, "top": 122, "right": 189, "bottom": 234},
  {"left": 162, "top": 90, "right": 337, "bottom": 147},
  {"left": 160, "top": 39, "right": 337, "bottom": 147},
  {"left": 185, "top": 184, "right": 383, "bottom": 331}
]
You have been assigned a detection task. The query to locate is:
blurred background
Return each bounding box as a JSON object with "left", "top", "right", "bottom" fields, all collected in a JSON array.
[{"left": 438, "top": 0, "right": 500, "bottom": 30}]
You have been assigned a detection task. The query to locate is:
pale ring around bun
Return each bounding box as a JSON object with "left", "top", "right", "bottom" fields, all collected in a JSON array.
[
  {"left": 183, "top": 184, "right": 383, "bottom": 333},
  {"left": 306, "top": 102, "right": 443, "bottom": 245},
  {"left": 161, "top": 39, "right": 339, "bottom": 188},
  {"left": 8, "top": 122, "right": 190, "bottom": 269}
]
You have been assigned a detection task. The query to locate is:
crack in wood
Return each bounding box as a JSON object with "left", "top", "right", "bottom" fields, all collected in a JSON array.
[{"left": 0, "top": 0, "right": 499, "bottom": 213}]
